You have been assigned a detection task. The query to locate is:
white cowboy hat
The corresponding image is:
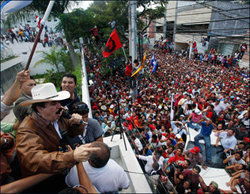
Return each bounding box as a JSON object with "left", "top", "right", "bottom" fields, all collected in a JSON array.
[{"left": 20, "top": 83, "right": 70, "bottom": 106}]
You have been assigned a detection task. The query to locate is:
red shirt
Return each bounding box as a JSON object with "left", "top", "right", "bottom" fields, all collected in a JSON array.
[
  {"left": 206, "top": 111, "right": 213, "bottom": 119},
  {"left": 125, "top": 64, "right": 132, "bottom": 76}
]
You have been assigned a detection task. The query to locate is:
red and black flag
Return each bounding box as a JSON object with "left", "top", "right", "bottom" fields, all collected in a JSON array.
[{"left": 103, "top": 29, "right": 122, "bottom": 58}]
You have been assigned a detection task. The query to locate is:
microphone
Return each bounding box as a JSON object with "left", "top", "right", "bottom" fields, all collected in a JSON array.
[{"left": 61, "top": 111, "right": 88, "bottom": 125}]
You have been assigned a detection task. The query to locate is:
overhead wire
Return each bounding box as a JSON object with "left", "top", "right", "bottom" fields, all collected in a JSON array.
[
  {"left": 196, "top": 1, "right": 250, "bottom": 24},
  {"left": 163, "top": 7, "right": 249, "bottom": 22}
]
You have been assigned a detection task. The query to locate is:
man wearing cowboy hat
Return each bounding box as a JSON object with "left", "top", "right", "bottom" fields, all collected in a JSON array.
[{"left": 16, "top": 83, "right": 99, "bottom": 178}]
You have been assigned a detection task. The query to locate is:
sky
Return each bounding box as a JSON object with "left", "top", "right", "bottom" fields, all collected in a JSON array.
[
  {"left": 68, "top": 1, "right": 159, "bottom": 12},
  {"left": 68, "top": 1, "right": 93, "bottom": 11}
]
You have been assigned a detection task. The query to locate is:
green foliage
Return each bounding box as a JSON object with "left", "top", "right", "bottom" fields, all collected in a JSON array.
[
  {"left": 43, "top": 69, "right": 63, "bottom": 89},
  {"left": 60, "top": 50, "right": 74, "bottom": 72},
  {"left": 72, "top": 62, "right": 82, "bottom": 99},
  {"left": 34, "top": 46, "right": 62, "bottom": 72},
  {"left": 28, "top": 0, "right": 72, "bottom": 17},
  {"left": 57, "top": 8, "right": 95, "bottom": 43},
  {"left": 34, "top": 46, "right": 75, "bottom": 73}
]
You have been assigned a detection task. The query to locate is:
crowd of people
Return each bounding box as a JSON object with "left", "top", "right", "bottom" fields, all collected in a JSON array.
[
  {"left": 0, "top": 40, "right": 249, "bottom": 193},
  {"left": 84, "top": 46, "right": 249, "bottom": 193},
  {"left": 1, "top": 24, "right": 64, "bottom": 48}
]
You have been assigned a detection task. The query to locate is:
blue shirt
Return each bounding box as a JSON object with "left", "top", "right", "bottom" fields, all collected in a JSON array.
[{"left": 200, "top": 121, "right": 213, "bottom": 136}]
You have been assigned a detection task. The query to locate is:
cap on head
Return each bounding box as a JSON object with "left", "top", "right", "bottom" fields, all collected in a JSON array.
[{"left": 190, "top": 146, "right": 200, "bottom": 154}]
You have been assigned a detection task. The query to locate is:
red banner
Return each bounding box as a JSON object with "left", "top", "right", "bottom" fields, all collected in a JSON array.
[{"left": 103, "top": 29, "right": 122, "bottom": 58}]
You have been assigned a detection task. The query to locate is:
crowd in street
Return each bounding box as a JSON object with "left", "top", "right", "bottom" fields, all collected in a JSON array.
[
  {"left": 0, "top": 41, "right": 249, "bottom": 193},
  {"left": 85, "top": 46, "right": 249, "bottom": 193},
  {"left": 1, "top": 24, "right": 64, "bottom": 48}
]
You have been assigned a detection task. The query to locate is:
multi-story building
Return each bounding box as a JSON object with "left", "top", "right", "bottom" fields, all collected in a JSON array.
[{"left": 151, "top": 1, "right": 249, "bottom": 59}]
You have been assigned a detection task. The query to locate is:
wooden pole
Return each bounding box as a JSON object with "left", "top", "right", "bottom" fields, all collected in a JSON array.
[{"left": 24, "top": 1, "right": 55, "bottom": 70}]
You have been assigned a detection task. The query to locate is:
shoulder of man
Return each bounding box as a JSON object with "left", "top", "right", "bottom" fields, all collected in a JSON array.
[{"left": 88, "top": 118, "right": 101, "bottom": 126}]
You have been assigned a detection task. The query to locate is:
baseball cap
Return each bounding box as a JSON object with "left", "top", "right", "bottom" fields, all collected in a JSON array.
[{"left": 190, "top": 146, "right": 200, "bottom": 154}]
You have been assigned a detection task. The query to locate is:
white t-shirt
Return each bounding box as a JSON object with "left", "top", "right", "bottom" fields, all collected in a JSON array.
[
  {"left": 212, "top": 102, "right": 223, "bottom": 116},
  {"left": 138, "top": 155, "right": 164, "bottom": 174},
  {"left": 134, "top": 138, "right": 143, "bottom": 151},
  {"left": 65, "top": 160, "right": 130, "bottom": 193}
]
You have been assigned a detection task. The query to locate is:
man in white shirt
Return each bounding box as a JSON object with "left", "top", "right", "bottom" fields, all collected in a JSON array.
[
  {"left": 131, "top": 135, "right": 143, "bottom": 154},
  {"left": 219, "top": 98, "right": 230, "bottom": 111},
  {"left": 136, "top": 150, "right": 164, "bottom": 174},
  {"left": 215, "top": 129, "right": 237, "bottom": 154},
  {"left": 212, "top": 100, "right": 223, "bottom": 116},
  {"left": 65, "top": 142, "right": 130, "bottom": 193}
]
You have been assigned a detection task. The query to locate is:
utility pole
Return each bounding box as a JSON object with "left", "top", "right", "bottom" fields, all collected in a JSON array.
[
  {"left": 189, "top": 35, "right": 194, "bottom": 60},
  {"left": 131, "top": 0, "right": 137, "bottom": 62},
  {"left": 130, "top": 0, "right": 137, "bottom": 103},
  {"left": 128, "top": 2, "right": 132, "bottom": 58},
  {"left": 163, "top": 2, "right": 167, "bottom": 39},
  {"left": 173, "top": 0, "right": 178, "bottom": 51}
]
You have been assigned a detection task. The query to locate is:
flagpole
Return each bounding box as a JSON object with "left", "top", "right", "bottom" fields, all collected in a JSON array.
[
  {"left": 25, "top": 1, "right": 55, "bottom": 70},
  {"left": 170, "top": 93, "right": 174, "bottom": 121},
  {"left": 121, "top": 46, "right": 127, "bottom": 64}
]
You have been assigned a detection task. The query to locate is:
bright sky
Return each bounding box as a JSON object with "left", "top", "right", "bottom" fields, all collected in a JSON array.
[
  {"left": 68, "top": 1, "right": 159, "bottom": 12},
  {"left": 68, "top": 1, "right": 93, "bottom": 11}
]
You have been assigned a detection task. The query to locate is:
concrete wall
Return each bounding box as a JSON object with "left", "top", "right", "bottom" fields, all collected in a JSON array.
[
  {"left": 177, "top": 7, "right": 211, "bottom": 25},
  {"left": 104, "top": 134, "right": 152, "bottom": 193},
  {"left": 1, "top": 59, "right": 24, "bottom": 95}
]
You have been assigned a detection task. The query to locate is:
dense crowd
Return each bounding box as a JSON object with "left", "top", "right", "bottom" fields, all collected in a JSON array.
[
  {"left": 1, "top": 24, "right": 64, "bottom": 48},
  {"left": 85, "top": 47, "right": 249, "bottom": 193},
  {"left": 0, "top": 40, "right": 249, "bottom": 193}
]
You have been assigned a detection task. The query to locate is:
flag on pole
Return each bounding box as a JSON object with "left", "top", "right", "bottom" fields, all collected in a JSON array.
[
  {"left": 35, "top": 15, "right": 42, "bottom": 28},
  {"left": 1, "top": 0, "right": 33, "bottom": 20},
  {"left": 170, "top": 94, "right": 174, "bottom": 121},
  {"left": 103, "top": 29, "right": 122, "bottom": 58},
  {"left": 151, "top": 55, "right": 158, "bottom": 74},
  {"left": 131, "top": 50, "right": 147, "bottom": 77}
]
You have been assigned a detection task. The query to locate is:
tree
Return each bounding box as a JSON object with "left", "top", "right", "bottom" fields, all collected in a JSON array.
[
  {"left": 34, "top": 46, "right": 63, "bottom": 73},
  {"left": 56, "top": 8, "right": 96, "bottom": 67}
]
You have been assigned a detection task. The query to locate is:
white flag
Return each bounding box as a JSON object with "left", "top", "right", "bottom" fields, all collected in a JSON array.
[{"left": 1, "top": 0, "right": 32, "bottom": 20}]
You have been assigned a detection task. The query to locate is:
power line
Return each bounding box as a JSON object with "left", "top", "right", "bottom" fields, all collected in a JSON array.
[
  {"left": 145, "top": 27, "right": 250, "bottom": 34},
  {"left": 196, "top": 1, "right": 250, "bottom": 24},
  {"left": 164, "top": 7, "right": 249, "bottom": 22},
  {"left": 153, "top": 16, "right": 249, "bottom": 26},
  {"left": 162, "top": 1, "right": 250, "bottom": 13}
]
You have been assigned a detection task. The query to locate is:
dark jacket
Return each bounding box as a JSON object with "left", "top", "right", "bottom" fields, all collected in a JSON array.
[{"left": 16, "top": 112, "right": 78, "bottom": 177}]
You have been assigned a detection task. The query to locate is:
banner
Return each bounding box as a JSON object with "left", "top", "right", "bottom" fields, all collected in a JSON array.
[{"left": 103, "top": 29, "right": 122, "bottom": 58}]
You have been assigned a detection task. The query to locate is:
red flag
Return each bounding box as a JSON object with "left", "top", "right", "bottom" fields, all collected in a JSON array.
[{"left": 103, "top": 29, "right": 122, "bottom": 58}]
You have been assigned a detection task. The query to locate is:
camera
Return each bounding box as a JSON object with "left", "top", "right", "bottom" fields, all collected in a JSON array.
[{"left": 1, "top": 136, "right": 14, "bottom": 151}]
